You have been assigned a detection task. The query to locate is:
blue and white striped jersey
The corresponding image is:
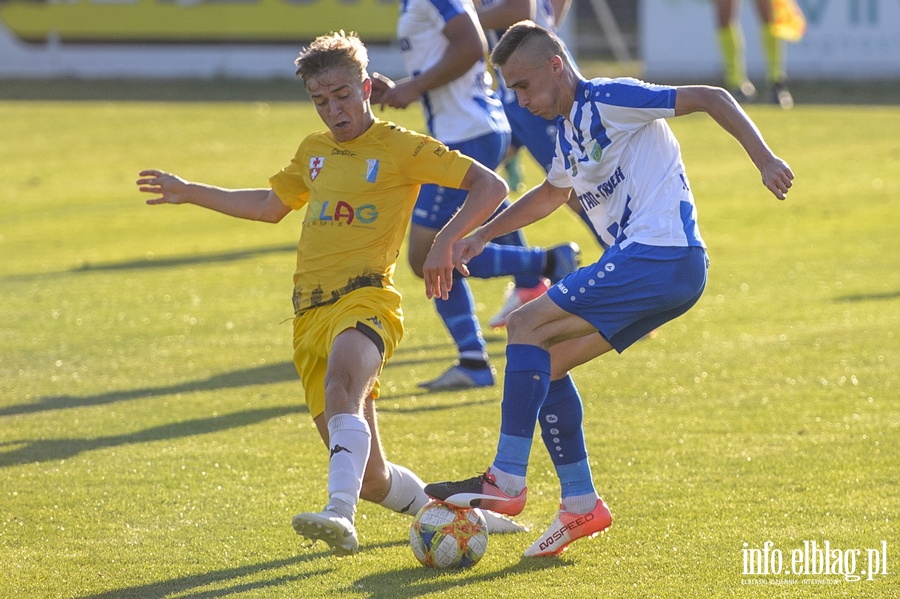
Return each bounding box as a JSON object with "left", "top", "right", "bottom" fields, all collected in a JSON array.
[
  {"left": 548, "top": 77, "right": 706, "bottom": 250},
  {"left": 397, "top": 0, "right": 509, "bottom": 144}
]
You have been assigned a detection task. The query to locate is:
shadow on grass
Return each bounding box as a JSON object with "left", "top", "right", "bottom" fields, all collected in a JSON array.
[
  {"left": 834, "top": 290, "right": 900, "bottom": 302},
  {"left": 0, "top": 362, "right": 299, "bottom": 417},
  {"left": 0, "top": 405, "right": 299, "bottom": 468},
  {"left": 2, "top": 345, "right": 499, "bottom": 418},
  {"left": 348, "top": 554, "right": 573, "bottom": 599},
  {"left": 73, "top": 554, "right": 332, "bottom": 599},
  {"left": 72, "top": 243, "right": 297, "bottom": 272},
  {"left": 375, "top": 397, "right": 497, "bottom": 413},
  {"left": 2, "top": 338, "right": 503, "bottom": 418},
  {"left": 3, "top": 243, "right": 296, "bottom": 282}
]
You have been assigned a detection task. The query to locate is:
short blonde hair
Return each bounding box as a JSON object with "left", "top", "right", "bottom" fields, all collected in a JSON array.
[{"left": 294, "top": 30, "right": 369, "bottom": 85}]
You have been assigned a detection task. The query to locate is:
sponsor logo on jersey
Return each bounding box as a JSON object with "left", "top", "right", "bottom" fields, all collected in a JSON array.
[
  {"left": 306, "top": 199, "right": 378, "bottom": 225},
  {"left": 597, "top": 166, "right": 625, "bottom": 199}
]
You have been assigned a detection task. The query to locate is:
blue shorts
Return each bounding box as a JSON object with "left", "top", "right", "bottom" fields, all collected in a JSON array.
[
  {"left": 412, "top": 130, "right": 510, "bottom": 229},
  {"left": 547, "top": 244, "right": 709, "bottom": 353},
  {"left": 504, "top": 99, "right": 558, "bottom": 173}
]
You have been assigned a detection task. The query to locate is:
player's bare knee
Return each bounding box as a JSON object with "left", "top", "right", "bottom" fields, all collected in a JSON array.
[
  {"left": 505, "top": 308, "right": 537, "bottom": 341},
  {"left": 323, "top": 372, "right": 364, "bottom": 415}
]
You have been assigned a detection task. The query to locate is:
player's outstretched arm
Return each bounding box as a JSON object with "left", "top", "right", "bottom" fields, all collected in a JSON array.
[
  {"left": 461, "top": 178, "right": 571, "bottom": 256},
  {"left": 136, "top": 169, "right": 291, "bottom": 223},
  {"left": 674, "top": 85, "right": 794, "bottom": 200}
]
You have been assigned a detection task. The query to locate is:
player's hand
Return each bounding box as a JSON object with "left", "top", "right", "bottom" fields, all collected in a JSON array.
[
  {"left": 377, "top": 78, "right": 421, "bottom": 110},
  {"left": 452, "top": 235, "right": 487, "bottom": 278},
  {"left": 136, "top": 170, "right": 191, "bottom": 205},
  {"left": 370, "top": 72, "right": 395, "bottom": 107},
  {"left": 422, "top": 241, "right": 455, "bottom": 301},
  {"left": 759, "top": 155, "right": 794, "bottom": 200}
]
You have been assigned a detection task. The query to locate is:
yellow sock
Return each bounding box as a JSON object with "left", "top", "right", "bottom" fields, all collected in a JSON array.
[
  {"left": 717, "top": 24, "right": 746, "bottom": 89},
  {"left": 761, "top": 23, "right": 785, "bottom": 83}
]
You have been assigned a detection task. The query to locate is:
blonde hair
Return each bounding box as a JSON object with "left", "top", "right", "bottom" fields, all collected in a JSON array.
[{"left": 294, "top": 30, "right": 369, "bottom": 84}]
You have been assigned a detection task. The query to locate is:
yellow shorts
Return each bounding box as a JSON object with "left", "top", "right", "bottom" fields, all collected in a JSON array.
[{"left": 292, "top": 286, "right": 404, "bottom": 419}]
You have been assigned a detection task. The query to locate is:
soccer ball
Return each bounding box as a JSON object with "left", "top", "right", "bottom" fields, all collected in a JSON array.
[{"left": 409, "top": 501, "right": 488, "bottom": 568}]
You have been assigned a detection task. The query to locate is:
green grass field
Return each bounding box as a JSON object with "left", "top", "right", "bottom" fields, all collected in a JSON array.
[{"left": 1, "top": 87, "right": 898, "bottom": 598}]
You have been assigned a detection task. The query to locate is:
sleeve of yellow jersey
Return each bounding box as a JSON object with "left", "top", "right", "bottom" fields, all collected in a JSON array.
[
  {"left": 394, "top": 128, "right": 474, "bottom": 190},
  {"left": 268, "top": 136, "right": 313, "bottom": 210}
]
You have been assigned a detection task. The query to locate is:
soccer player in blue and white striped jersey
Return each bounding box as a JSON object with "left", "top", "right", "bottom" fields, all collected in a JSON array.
[{"left": 422, "top": 19, "right": 794, "bottom": 557}]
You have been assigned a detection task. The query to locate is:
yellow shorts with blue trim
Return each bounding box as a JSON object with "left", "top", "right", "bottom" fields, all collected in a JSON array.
[{"left": 292, "top": 286, "right": 404, "bottom": 419}]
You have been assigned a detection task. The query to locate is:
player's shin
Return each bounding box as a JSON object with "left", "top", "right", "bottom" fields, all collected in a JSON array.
[
  {"left": 491, "top": 344, "right": 551, "bottom": 494},
  {"left": 325, "top": 413, "right": 372, "bottom": 520}
]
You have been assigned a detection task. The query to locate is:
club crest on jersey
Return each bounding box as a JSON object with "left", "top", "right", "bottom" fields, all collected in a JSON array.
[
  {"left": 309, "top": 156, "right": 325, "bottom": 180},
  {"left": 590, "top": 141, "right": 603, "bottom": 162}
]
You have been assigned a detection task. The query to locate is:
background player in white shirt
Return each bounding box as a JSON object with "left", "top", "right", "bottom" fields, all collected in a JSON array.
[
  {"left": 373, "top": 0, "right": 579, "bottom": 391},
  {"left": 474, "top": 0, "right": 602, "bottom": 328}
]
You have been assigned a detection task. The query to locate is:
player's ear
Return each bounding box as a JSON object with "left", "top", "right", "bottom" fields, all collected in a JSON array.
[
  {"left": 550, "top": 55, "right": 564, "bottom": 74},
  {"left": 361, "top": 77, "right": 373, "bottom": 101}
]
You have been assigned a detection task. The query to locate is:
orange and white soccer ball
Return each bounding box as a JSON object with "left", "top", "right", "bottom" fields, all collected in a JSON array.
[{"left": 409, "top": 501, "right": 488, "bottom": 568}]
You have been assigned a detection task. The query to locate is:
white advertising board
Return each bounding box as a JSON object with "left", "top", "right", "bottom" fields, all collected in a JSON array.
[{"left": 641, "top": 0, "right": 900, "bottom": 81}]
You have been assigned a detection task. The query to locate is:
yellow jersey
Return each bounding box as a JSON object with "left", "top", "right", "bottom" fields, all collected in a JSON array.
[{"left": 270, "top": 119, "right": 473, "bottom": 315}]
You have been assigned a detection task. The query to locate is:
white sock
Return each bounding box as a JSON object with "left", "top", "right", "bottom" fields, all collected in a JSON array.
[
  {"left": 488, "top": 465, "right": 527, "bottom": 497},
  {"left": 378, "top": 463, "right": 429, "bottom": 516},
  {"left": 562, "top": 492, "right": 600, "bottom": 515},
  {"left": 325, "top": 413, "right": 371, "bottom": 521}
]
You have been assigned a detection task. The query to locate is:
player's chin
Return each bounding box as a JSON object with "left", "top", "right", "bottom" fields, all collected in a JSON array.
[{"left": 329, "top": 122, "right": 352, "bottom": 141}]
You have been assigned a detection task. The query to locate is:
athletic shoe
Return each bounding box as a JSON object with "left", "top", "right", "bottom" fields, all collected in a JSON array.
[
  {"left": 544, "top": 242, "right": 581, "bottom": 284},
  {"left": 771, "top": 81, "right": 794, "bottom": 110},
  {"left": 523, "top": 499, "right": 612, "bottom": 557},
  {"left": 478, "top": 509, "right": 529, "bottom": 534},
  {"left": 424, "top": 471, "right": 527, "bottom": 516},
  {"left": 488, "top": 279, "right": 550, "bottom": 329},
  {"left": 292, "top": 510, "right": 359, "bottom": 557},
  {"left": 417, "top": 363, "right": 495, "bottom": 391},
  {"left": 731, "top": 80, "right": 758, "bottom": 104}
]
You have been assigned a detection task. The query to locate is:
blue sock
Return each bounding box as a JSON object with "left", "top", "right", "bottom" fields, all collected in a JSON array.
[
  {"left": 435, "top": 274, "right": 486, "bottom": 359},
  {"left": 493, "top": 344, "right": 550, "bottom": 477},
  {"left": 539, "top": 375, "right": 596, "bottom": 499},
  {"left": 465, "top": 243, "right": 544, "bottom": 289},
  {"left": 491, "top": 229, "right": 526, "bottom": 248},
  {"left": 493, "top": 228, "right": 543, "bottom": 289}
]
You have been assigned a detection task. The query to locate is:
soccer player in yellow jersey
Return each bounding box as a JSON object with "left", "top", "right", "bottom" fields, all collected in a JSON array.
[{"left": 136, "top": 30, "right": 520, "bottom": 557}]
